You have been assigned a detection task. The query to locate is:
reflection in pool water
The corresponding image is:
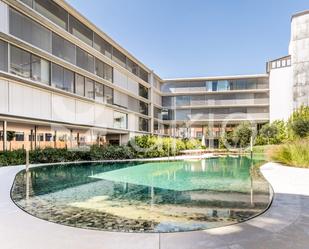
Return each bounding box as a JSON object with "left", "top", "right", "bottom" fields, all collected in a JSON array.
[{"left": 11, "top": 157, "right": 272, "bottom": 232}]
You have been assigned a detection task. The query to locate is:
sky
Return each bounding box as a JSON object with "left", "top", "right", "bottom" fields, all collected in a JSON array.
[{"left": 67, "top": 0, "right": 309, "bottom": 79}]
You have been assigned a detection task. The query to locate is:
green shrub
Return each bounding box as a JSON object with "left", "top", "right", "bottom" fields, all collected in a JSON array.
[
  {"left": 287, "top": 105, "right": 309, "bottom": 139},
  {"left": 0, "top": 149, "right": 25, "bottom": 166},
  {"left": 268, "top": 139, "right": 309, "bottom": 168}
]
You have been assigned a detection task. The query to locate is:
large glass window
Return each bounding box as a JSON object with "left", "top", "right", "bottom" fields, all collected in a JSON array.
[
  {"left": 139, "top": 84, "right": 148, "bottom": 99},
  {"left": 93, "top": 33, "right": 112, "bottom": 59},
  {"left": 75, "top": 74, "right": 85, "bottom": 96},
  {"left": 10, "top": 46, "right": 31, "bottom": 78},
  {"left": 139, "top": 117, "right": 149, "bottom": 132},
  {"left": 0, "top": 40, "right": 8, "bottom": 72},
  {"left": 10, "top": 45, "right": 49, "bottom": 84},
  {"left": 127, "top": 58, "right": 139, "bottom": 76},
  {"left": 104, "top": 86, "right": 113, "bottom": 104},
  {"left": 94, "top": 82, "right": 104, "bottom": 103},
  {"left": 112, "top": 48, "right": 126, "bottom": 68},
  {"left": 33, "top": 0, "right": 68, "bottom": 30},
  {"left": 104, "top": 63, "right": 113, "bottom": 82},
  {"left": 153, "top": 107, "right": 162, "bottom": 119},
  {"left": 113, "top": 111, "right": 127, "bottom": 129},
  {"left": 139, "top": 101, "right": 148, "bottom": 115},
  {"left": 76, "top": 47, "right": 94, "bottom": 73},
  {"left": 52, "top": 33, "right": 76, "bottom": 64},
  {"left": 85, "top": 78, "right": 94, "bottom": 99},
  {"left": 9, "top": 8, "right": 52, "bottom": 52},
  {"left": 51, "top": 63, "right": 74, "bottom": 92},
  {"left": 20, "top": 0, "right": 33, "bottom": 7},
  {"left": 176, "top": 95, "right": 190, "bottom": 106},
  {"left": 31, "top": 54, "right": 50, "bottom": 84},
  {"left": 95, "top": 58, "right": 113, "bottom": 82},
  {"left": 69, "top": 15, "right": 93, "bottom": 46},
  {"left": 139, "top": 68, "right": 149, "bottom": 83}
]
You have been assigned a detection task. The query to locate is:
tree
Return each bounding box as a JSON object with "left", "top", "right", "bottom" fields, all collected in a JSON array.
[
  {"left": 291, "top": 119, "right": 309, "bottom": 138},
  {"left": 258, "top": 120, "right": 287, "bottom": 145},
  {"left": 6, "top": 131, "right": 15, "bottom": 151},
  {"left": 260, "top": 123, "right": 278, "bottom": 145},
  {"left": 232, "top": 122, "right": 254, "bottom": 149},
  {"left": 288, "top": 105, "right": 309, "bottom": 139}
]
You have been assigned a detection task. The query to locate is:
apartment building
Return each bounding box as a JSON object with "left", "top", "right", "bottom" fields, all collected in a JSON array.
[{"left": 0, "top": 0, "right": 308, "bottom": 150}]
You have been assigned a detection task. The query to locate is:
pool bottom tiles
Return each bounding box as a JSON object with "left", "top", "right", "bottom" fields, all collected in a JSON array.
[{"left": 11, "top": 157, "right": 272, "bottom": 232}]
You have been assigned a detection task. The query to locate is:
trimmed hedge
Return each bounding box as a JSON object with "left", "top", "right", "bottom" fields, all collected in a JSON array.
[{"left": 0, "top": 135, "right": 202, "bottom": 166}]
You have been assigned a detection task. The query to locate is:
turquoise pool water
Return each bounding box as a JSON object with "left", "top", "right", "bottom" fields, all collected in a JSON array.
[{"left": 11, "top": 157, "right": 272, "bottom": 232}]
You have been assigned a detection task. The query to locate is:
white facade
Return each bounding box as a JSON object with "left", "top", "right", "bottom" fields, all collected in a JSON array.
[
  {"left": 268, "top": 60, "right": 293, "bottom": 121},
  {"left": 289, "top": 11, "right": 309, "bottom": 108}
]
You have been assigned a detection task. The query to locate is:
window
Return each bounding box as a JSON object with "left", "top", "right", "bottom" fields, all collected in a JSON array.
[
  {"left": 9, "top": 8, "right": 52, "bottom": 52},
  {"left": 31, "top": 54, "right": 50, "bottom": 84},
  {"left": 139, "top": 117, "right": 149, "bottom": 132},
  {"left": 113, "top": 111, "right": 127, "bottom": 129},
  {"left": 104, "top": 85, "right": 113, "bottom": 104},
  {"left": 217, "top": 80, "right": 230, "bottom": 91},
  {"left": 176, "top": 96, "right": 190, "bottom": 106},
  {"left": 45, "top": 133, "right": 52, "bottom": 141},
  {"left": 52, "top": 33, "right": 76, "bottom": 64},
  {"left": 94, "top": 82, "right": 104, "bottom": 103},
  {"left": 76, "top": 47, "right": 94, "bottom": 73},
  {"left": 139, "top": 84, "right": 148, "bottom": 99},
  {"left": 0, "top": 40, "right": 8, "bottom": 72},
  {"left": 15, "top": 132, "right": 25, "bottom": 141},
  {"left": 127, "top": 96, "right": 139, "bottom": 112},
  {"left": 139, "top": 68, "right": 149, "bottom": 83},
  {"left": 20, "top": 0, "right": 33, "bottom": 7},
  {"left": 95, "top": 58, "right": 113, "bottom": 82},
  {"left": 37, "top": 133, "right": 44, "bottom": 141},
  {"left": 85, "top": 78, "right": 94, "bottom": 99},
  {"left": 33, "top": 0, "right": 68, "bottom": 30},
  {"left": 51, "top": 63, "right": 74, "bottom": 92},
  {"left": 104, "top": 63, "right": 113, "bottom": 82},
  {"left": 10, "top": 46, "right": 31, "bottom": 78},
  {"left": 139, "top": 101, "right": 148, "bottom": 115},
  {"left": 93, "top": 33, "right": 112, "bottom": 58},
  {"left": 69, "top": 15, "right": 93, "bottom": 46},
  {"left": 154, "top": 107, "right": 162, "bottom": 119},
  {"left": 127, "top": 58, "right": 139, "bottom": 76},
  {"left": 75, "top": 74, "right": 85, "bottom": 96},
  {"left": 10, "top": 45, "right": 50, "bottom": 84},
  {"left": 112, "top": 48, "right": 126, "bottom": 68}
]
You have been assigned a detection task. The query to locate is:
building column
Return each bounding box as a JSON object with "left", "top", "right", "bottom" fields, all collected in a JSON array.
[
  {"left": 149, "top": 71, "right": 155, "bottom": 134},
  {"left": 3, "top": 121, "right": 7, "bottom": 151},
  {"left": 30, "top": 129, "right": 33, "bottom": 151},
  {"left": 34, "top": 125, "right": 37, "bottom": 149},
  {"left": 70, "top": 129, "right": 73, "bottom": 148},
  {"left": 54, "top": 130, "right": 57, "bottom": 149}
]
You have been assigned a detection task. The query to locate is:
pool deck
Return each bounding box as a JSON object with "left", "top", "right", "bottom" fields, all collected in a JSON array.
[{"left": 0, "top": 161, "right": 309, "bottom": 249}]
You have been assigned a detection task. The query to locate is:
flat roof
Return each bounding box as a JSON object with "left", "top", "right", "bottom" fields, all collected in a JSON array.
[{"left": 292, "top": 9, "right": 309, "bottom": 19}]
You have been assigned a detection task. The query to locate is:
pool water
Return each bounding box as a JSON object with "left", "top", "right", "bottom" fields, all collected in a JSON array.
[{"left": 11, "top": 157, "right": 272, "bottom": 233}]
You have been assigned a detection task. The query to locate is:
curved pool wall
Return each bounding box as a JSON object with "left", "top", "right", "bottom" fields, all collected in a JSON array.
[{"left": 11, "top": 157, "right": 273, "bottom": 233}]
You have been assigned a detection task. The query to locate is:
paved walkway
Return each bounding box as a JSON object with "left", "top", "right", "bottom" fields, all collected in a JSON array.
[{"left": 0, "top": 162, "right": 309, "bottom": 249}]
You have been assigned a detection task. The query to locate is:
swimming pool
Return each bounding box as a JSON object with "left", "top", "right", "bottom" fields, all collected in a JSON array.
[{"left": 11, "top": 157, "right": 272, "bottom": 233}]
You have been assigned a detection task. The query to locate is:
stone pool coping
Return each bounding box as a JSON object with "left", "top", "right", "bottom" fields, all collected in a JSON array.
[{"left": 1, "top": 160, "right": 309, "bottom": 249}]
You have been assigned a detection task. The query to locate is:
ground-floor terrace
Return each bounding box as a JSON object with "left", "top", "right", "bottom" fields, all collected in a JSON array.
[
  {"left": 0, "top": 116, "right": 132, "bottom": 151},
  {"left": 1, "top": 117, "right": 267, "bottom": 151},
  {"left": 0, "top": 160, "right": 308, "bottom": 249}
]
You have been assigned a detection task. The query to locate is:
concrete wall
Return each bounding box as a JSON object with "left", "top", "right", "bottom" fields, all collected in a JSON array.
[
  {"left": 0, "top": 79, "right": 142, "bottom": 132},
  {"left": 289, "top": 12, "right": 309, "bottom": 108},
  {"left": 269, "top": 66, "right": 293, "bottom": 121}
]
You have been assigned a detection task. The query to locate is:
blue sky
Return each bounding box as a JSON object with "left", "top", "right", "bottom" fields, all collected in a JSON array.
[{"left": 67, "top": 0, "right": 309, "bottom": 78}]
